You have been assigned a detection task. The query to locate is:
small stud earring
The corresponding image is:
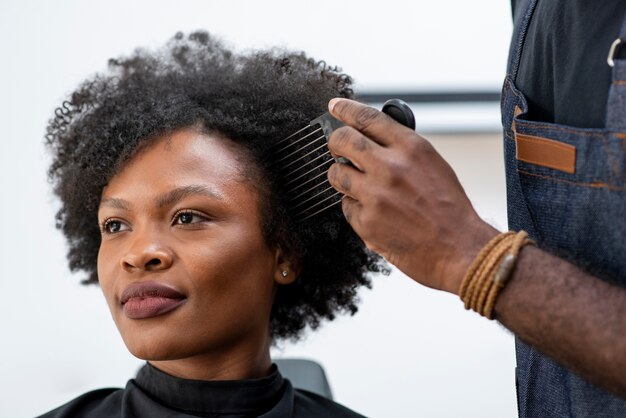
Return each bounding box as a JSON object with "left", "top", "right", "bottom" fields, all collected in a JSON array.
[{"left": 281, "top": 271, "right": 288, "bottom": 277}]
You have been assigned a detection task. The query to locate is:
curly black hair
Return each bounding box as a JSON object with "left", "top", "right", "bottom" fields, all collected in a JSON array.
[{"left": 46, "top": 31, "right": 387, "bottom": 341}]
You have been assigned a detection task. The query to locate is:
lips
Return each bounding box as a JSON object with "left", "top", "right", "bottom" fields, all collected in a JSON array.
[{"left": 120, "top": 281, "right": 187, "bottom": 319}]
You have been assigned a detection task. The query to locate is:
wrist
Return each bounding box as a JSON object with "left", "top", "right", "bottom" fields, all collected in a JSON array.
[
  {"left": 458, "top": 230, "right": 535, "bottom": 318},
  {"left": 440, "top": 220, "right": 499, "bottom": 295}
]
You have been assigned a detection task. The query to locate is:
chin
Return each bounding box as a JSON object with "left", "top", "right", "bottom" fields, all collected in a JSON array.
[
  {"left": 120, "top": 326, "right": 229, "bottom": 362},
  {"left": 118, "top": 326, "right": 190, "bottom": 361},
  {"left": 125, "top": 339, "right": 188, "bottom": 361}
]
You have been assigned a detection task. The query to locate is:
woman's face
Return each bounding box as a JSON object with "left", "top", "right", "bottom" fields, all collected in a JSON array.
[{"left": 97, "top": 128, "right": 292, "bottom": 372}]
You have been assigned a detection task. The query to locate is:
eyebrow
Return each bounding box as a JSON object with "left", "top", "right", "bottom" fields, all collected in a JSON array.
[
  {"left": 99, "top": 185, "right": 223, "bottom": 211},
  {"left": 99, "top": 197, "right": 132, "bottom": 211},
  {"left": 155, "top": 184, "right": 224, "bottom": 208}
]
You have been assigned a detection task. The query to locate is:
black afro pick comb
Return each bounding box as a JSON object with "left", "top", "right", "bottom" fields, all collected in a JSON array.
[{"left": 271, "top": 99, "right": 416, "bottom": 222}]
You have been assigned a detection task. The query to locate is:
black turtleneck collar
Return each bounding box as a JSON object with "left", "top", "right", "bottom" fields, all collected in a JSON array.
[
  {"left": 134, "top": 363, "right": 286, "bottom": 417},
  {"left": 38, "top": 361, "right": 364, "bottom": 417}
]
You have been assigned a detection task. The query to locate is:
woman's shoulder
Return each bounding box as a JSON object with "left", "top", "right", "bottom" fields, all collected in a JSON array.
[
  {"left": 293, "top": 389, "right": 367, "bottom": 418},
  {"left": 36, "top": 388, "right": 123, "bottom": 418}
]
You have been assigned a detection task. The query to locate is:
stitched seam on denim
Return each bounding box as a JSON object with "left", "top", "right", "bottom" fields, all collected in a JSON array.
[
  {"left": 502, "top": 79, "right": 510, "bottom": 128},
  {"left": 609, "top": 84, "right": 618, "bottom": 130},
  {"left": 505, "top": 54, "right": 546, "bottom": 243},
  {"left": 586, "top": 123, "right": 615, "bottom": 186},
  {"left": 616, "top": 85, "right": 620, "bottom": 129},
  {"left": 500, "top": 77, "right": 509, "bottom": 116},
  {"left": 603, "top": 134, "right": 619, "bottom": 185},
  {"left": 510, "top": 0, "right": 539, "bottom": 82},
  {"left": 509, "top": 85, "right": 525, "bottom": 134},
  {"left": 502, "top": 76, "right": 511, "bottom": 131},
  {"left": 516, "top": 158, "right": 571, "bottom": 173},
  {"left": 622, "top": 137, "right": 626, "bottom": 185},
  {"left": 613, "top": 83, "right": 625, "bottom": 128},
  {"left": 510, "top": 84, "right": 524, "bottom": 105},
  {"left": 613, "top": 80, "right": 624, "bottom": 128},
  {"left": 502, "top": 77, "right": 511, "bottom": 106},
  {"left": 503, "top": 81, "right": 522, "bottom": 145},
  {"left": 517, "top": 169, "right": 626, "bottom": 191},
  {"left": 613, "top": 131, "right": 626, "bottom": 187},
  {"left": 511, "top": 89, "right": 527, "bottom": 121},
  {"left": 612, "top": 85, "right": 617, "bottom": 129},
  {"left": 610, "top": 85, "right": 615, "bottom": 129},
  {"left": 514, "top": 121, "right": 606, "bottom": 137}
]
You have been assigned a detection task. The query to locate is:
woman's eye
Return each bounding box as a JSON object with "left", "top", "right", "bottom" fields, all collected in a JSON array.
[
  {"left": 174, "top": 211, "right": 207, "bottom": 225},
  {"left": 102, "top": 219, "right": 129, "bottom": 234}
]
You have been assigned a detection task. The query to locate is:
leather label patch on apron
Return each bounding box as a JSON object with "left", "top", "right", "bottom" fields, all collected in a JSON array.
[{"left": 515, "top": 133, "right": 576, "bottom": 174}]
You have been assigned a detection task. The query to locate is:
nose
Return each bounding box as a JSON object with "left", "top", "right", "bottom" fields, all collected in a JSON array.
[{"left": 121, "top": 232, "right": 173, "bottom": 272}]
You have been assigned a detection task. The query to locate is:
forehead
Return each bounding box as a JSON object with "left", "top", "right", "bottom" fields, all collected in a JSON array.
[{"left": 100, "top": 128, "right": 256, "bottom": 204}]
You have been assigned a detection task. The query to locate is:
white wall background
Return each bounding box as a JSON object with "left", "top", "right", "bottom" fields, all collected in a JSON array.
[{"left": 0, "top": 1, "right": 514, "bottom": 417}]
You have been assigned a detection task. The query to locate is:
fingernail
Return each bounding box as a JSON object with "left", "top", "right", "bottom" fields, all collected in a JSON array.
[{"left": 329, "top": 98, "right": 340, "bottom": 113}]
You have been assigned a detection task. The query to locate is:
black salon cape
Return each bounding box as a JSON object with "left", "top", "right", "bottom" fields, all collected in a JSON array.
[{"left": 38, "top": 363, "right": 365, "bottom": 418}]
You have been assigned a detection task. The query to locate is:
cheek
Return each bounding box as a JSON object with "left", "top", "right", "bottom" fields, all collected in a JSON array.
[
  {"left": 96, "top": 244, "right": 119, "bottom": 309},
  {"left": 186, "top": 228, "right": 276, "bottom": 310}
]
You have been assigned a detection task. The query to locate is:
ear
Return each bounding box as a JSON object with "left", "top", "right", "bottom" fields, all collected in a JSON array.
[{"left": 273, "top": 247, "right": 300, "bottom": 285}]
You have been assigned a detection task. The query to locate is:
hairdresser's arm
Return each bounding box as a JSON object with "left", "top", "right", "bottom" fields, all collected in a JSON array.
[{"left": 325, "top": 98, "right": 626, "bottom": 399}]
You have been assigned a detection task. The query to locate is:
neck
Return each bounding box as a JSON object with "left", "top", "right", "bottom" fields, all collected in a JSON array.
[{"left": 149, "top": 333, "right": 273, "bottom": 381}]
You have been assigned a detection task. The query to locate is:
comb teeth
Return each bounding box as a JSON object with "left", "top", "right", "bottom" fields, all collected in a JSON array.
[
  {"left": 296, "top": 194, "right": 343, "bottom": 221},
  {"left": 274, "top": 128, "right": 324, "bottom": 165},
  {"left": 271, "top": 115, "right": 344, "bottom": 222},
  {"left": 271, "top": 99, "right": 415, "bottom": 222}
]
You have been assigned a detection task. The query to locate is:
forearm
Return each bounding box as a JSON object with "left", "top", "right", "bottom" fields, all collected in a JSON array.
[{"left": 494, "top": 245, "right": 626, "bottom": 398}]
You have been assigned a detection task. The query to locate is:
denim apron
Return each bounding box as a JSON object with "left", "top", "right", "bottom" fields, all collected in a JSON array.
[{"left": 502, "top": 1, "right": 626, "bottom": 416}]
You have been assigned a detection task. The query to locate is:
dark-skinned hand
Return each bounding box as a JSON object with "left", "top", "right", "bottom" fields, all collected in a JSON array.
[{"left": 326, "top": 98, "right": 498, "bottom": 294}]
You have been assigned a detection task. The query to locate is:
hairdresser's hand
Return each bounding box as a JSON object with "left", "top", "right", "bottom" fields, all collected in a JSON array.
[{"left": 327, "top": 98, "right": 498, "bottom": 294}]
